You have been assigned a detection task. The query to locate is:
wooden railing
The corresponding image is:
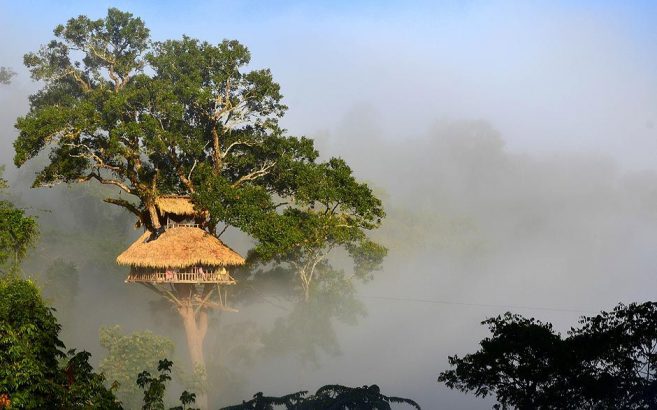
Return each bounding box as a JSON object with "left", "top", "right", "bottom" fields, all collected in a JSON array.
[
  {"left": 165, "top": 222, "right": 199, "bottom": 229},
  {"left": 126, "top": 268, "right": 235, "bottom": 284}
]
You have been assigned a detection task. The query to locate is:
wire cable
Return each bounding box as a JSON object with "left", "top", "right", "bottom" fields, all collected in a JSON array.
[{"left": 361, "top": 295, "right": 596, "bottom": 314}]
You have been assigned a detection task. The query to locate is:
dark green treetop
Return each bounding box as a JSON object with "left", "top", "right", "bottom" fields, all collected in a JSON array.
[{"left": 438, "top": 302, "right": 657, "bottom": 409}]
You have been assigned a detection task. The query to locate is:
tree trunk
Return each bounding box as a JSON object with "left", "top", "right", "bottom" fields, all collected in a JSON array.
[
  {"left": 303, "top": 282, "right": 311, "bottom": 302},
  {"left": 147, "top": 202, "right": 161, "bottom": 229},
  {"left": 178, "top": 302, "right": 209, "bottom": 409}
]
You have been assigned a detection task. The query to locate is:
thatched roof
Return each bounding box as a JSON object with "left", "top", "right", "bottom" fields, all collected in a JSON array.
[
  {"left": 116, "top": 227, "right": 245, "bottom": 269},
  {"left": 155, "top": 195, "right": 199, "bottom": 217}
]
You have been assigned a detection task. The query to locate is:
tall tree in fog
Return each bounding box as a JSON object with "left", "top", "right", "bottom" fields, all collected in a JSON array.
[{"left": 13, "top": 7, "right": 385, "bottom": 402}]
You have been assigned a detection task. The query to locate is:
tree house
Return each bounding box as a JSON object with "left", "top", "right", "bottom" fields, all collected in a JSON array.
[{"left": 116, "top": 195, "right": 245, "bottom": 310}]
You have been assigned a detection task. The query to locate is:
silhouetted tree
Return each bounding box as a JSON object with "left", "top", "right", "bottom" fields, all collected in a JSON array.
[
  {"left": 221, "top": 384, "right": 419, "bottom": 410},
  {"left": 298, "top": 384, "right": 420, "bottom": 410},
  {"left": 137, "top": 359, "right": 199, "bottom": 410},
  {"left": 221, "top": 391, "right": 306, "bottom": 410},
  {"left": 438, "top": 302, "right": 657, "bottom": 409}
]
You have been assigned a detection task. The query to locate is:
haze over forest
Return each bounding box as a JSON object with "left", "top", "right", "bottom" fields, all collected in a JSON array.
[{"left": 2, "top": 1, "right": 657, "bottom": 408}]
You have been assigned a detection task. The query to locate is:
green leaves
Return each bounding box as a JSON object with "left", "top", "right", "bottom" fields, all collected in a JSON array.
[
  {"left": 0, "top": 168, "right": 39, "bottom": 272},
  {"left": 0, "top": 203, "right": 38, "bottom": 271},
  {"left": 0, "top": 277, "right": 123, "bottom": 408},
  {"left": 99, "top": 325, "right": 175, "bottom": 408}
]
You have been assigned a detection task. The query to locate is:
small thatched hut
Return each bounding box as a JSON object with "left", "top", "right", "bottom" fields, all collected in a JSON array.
[{"left": 117, "top": 196, "right": 244, "bottom": 284}]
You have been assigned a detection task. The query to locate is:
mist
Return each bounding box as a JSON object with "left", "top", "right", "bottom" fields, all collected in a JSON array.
[{"left": 2, "top": 1, "right": 657, "bottom": 408}]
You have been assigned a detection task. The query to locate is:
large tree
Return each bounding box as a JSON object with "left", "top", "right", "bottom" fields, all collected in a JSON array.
[{"left": 14, "top": 8, "right": 385, "bottom": 407}]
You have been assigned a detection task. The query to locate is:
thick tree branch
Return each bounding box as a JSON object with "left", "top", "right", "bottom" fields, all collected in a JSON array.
[
  {"left": 65, "top": 142, "right": 122, "bottom": 173},
  {"left": 88, "top": 173, "right": 133, "bottom": 194},
  {"left": 103, "top": 197, "right": 141, "bottom": 217}
]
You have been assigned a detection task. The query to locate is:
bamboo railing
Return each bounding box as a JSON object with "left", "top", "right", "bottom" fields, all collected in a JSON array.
[{"left": 126, "top": 267, "right": 235, "bottom": 284}]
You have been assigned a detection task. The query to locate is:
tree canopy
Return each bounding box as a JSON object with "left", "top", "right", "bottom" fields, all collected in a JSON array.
[
  {"left": 0, "top": 167, "right": 39, "bottom": 273},
  {"left": 14, "top": 7, "right": 385, "bottom": 300},
  {"left": 438, "top": 302, "right": 657, "bottom": 409}
]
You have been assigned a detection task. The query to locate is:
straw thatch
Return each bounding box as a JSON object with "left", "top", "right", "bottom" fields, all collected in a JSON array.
[
  {"left": 116, "top": 226, "right": 245, "bottom": 269},
  {"left": 155, "top": 195, "right": 198, "bottom": 216}
]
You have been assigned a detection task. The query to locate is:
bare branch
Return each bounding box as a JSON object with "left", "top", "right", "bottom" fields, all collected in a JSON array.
[
  {"left": 222, "top": 140, "right": 256, "bottom": 158},
  {"left": 231, "top": 160, "right": 276, "bottom": 187},
  {"left": 187, "top": 159, "right": 198, "bottom": 181},
  {"left": 64, "top": 142, "right": 122, "bottom": 173}
]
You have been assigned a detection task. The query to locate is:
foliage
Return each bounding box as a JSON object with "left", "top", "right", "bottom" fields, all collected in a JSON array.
[
  {"left": 0, "top": 275, "right": 121, "bottom": 408},
  {"left": 227, "top": 157, "right": 386, "bottom": 300},
  {"left": 61, "top": 349, "right": 123, "bottom": 409},
  {"left": 137, "top": 359, "right": 198, "bottom": 410},
  {"left": 0, "top": 202, "right": 38, "bottom": 272},
  {"left": 438, "top": 302, "right": 657, "bottom": 409},
  {"left": 0, "top": 67, "right": 15, "bottom": 85},
  {"left": 220, "top": 384, "right": 420, "bottom": 410},
  {"left": 0, "top": 276, "right": 64, "bottom": 407},
  {"left": 0, "top": 167, "right": 39, "bottom": 273},
  {"left": 99, "top": 325, "right": 175, "bottom": 408},
  {"left": 15, "top": 8, "right": 385, "bottom": 300}
]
